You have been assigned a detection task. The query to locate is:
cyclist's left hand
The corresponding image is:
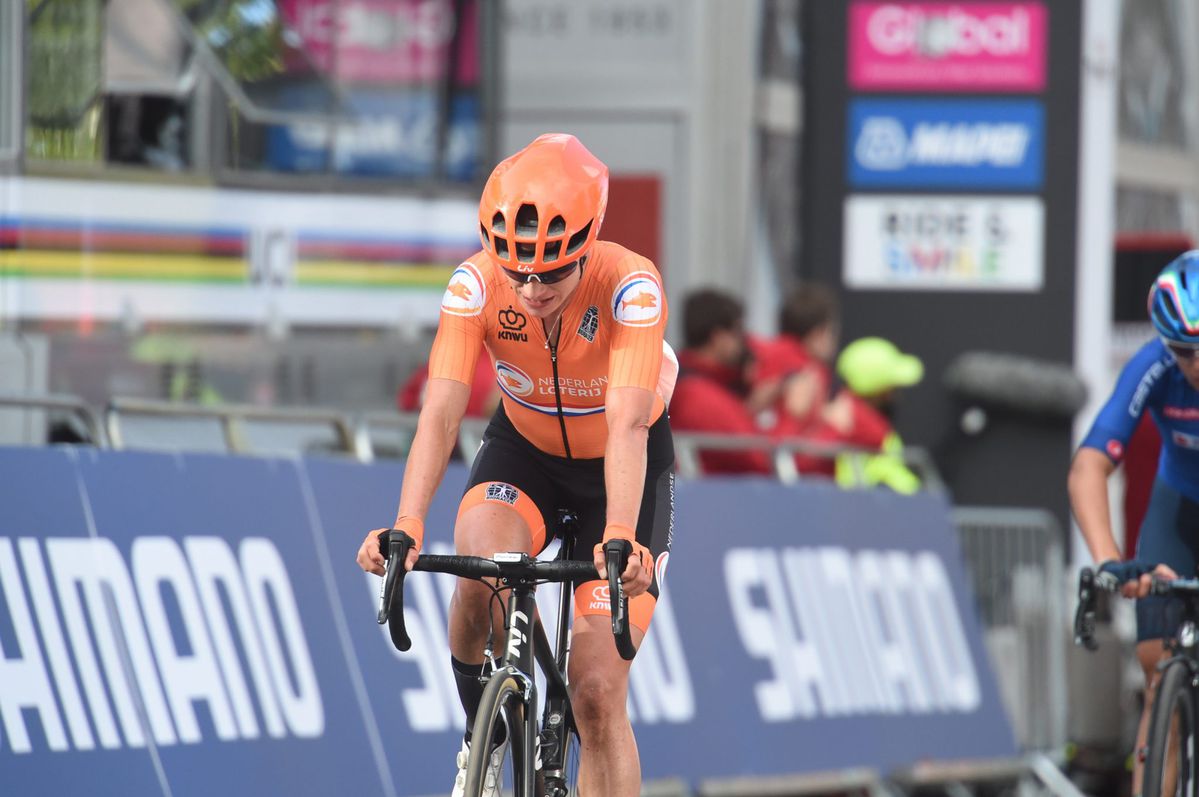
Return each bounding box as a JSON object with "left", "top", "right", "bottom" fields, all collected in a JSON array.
[
  {"left": 1097, "top": 559, "right": 1180, "bottom": 598},
  {"left": 1129, "top": 563, "right": 1180, "bottom": 598},
  {"left": 593, "top": 539, "right": 654, "bottom": 598}
]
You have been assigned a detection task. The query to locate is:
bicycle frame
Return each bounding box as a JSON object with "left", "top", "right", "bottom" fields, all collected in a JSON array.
[
  {"left": 375, "top": 519, "right": 633, "bottom": 796},
  {"left": 1075, "top": 570, "right": 1199, "bottom": 796},
  {"left": 485, "top": 516, "right": 580, "bottom": 794},
  {"left": 536, "top": 517, "right": 578, "bottom": 789},
  {"left": 460, "top": 519, "right": 581, "bottom": 796}
]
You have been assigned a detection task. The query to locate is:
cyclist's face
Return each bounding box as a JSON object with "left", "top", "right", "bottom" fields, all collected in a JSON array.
[
  {"left": 1169, "top": 343, "right": 1199, "bottom": 390},
  {"left": 506, "top": 265, "right": 582, "bottom": 320}
]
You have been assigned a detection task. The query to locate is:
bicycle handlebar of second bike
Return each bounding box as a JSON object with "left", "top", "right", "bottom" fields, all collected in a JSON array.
[
  {"left": 1073, "top": 566, "right": 1199, "bottom": 650},
  {"left": 374, "top": 530, "right": 638, "bottom": 661}
]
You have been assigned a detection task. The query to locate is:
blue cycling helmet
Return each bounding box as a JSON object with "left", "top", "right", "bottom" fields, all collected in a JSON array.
[{"left": 1149, "top": 250, "right": 1199, "bottom": 345}]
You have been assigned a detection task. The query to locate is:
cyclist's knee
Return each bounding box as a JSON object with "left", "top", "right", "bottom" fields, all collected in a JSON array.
[
  {"left": 452, "top": 576, "right": 494, "bottom": 609},
  {"left": 570, "top": 667, "right": 628, "bottom": 729},
  {"left": 1137, "top": 639, "right": 1170, "bottom": 688}
]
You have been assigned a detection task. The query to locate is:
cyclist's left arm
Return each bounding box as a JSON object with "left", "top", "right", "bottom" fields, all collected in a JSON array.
[
  {"left": 600, "top": 385, "right": 657, "bottom": 596},
  {"left": 597, "top": 259, "right": 667, "bottom": 596}
]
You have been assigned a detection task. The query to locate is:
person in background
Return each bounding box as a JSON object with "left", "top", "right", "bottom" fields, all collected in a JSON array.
[
  {"left": 821, "top": 336, "right": 923, "bottom": 494},
  {"left": 749, "top": 283, "right": 840, "bottom": 433},
  {"left": 398, "top": 355, "right": 498, "bottom": 419},
  {"left": 669, "top": 289, "right": 773, "bottom": 475}
]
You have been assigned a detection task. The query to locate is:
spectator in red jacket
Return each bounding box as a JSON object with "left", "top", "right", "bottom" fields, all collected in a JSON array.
[
  {"left": 670, "top": 289, "right": 773, "bottom": 476},
  {"left": 398, "top": 355, "right": 498, "bottom": 418},
  {"left": 749, "top": 283, "right": 840, "bottom": 474},
  {"left": 750, "top": 283, "right": 839, "bottom": 435}
]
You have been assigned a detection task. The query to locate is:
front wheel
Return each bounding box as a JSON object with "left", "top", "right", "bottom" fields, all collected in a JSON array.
[
  {"left": 1144, "top": 660, "right": 1197, "bottom": 797},
  {"left": 465, "top": 672, "right": 531, "bottom": 797}
]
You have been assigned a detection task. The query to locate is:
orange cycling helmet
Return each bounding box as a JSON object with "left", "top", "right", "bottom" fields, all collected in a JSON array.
[{"left": 478, "top": 133, "right": 609, "bottom": 273}]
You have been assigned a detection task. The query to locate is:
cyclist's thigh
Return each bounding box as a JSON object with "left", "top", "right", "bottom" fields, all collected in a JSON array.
[
  {"left": 568, "top": 612, "right": 643, "bottom": 686},
  {"left": 571, "top": 415, "right": 676, "bottom": 635},
  {"left": 1135, "top": 478, "right": 1199, "bottom": 642},
  {"left": 458, "top": 431, "right": 557, "bottom": 556}
]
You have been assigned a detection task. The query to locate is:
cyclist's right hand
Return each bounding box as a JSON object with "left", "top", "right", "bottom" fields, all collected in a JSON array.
[
  {"left": 1096, "top": 559, "right": 1178, "bottom": 598},
  {"left": 356, "top": 517, "right": 423, "bottom": 575}
]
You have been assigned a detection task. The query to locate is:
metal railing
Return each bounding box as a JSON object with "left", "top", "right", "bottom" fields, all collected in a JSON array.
[
  {"left": 953, "top": 507, "right": 1068, "bottom": 754},
  {"left": 670, "top": 430, "right": 945, "bottom": 491},
  {"left": 0, "top": 391, "right": 107, "bottom": 446},
  {"left": 105, "top": 396, "right": 364, "bottom": 459},
  {"left": 357, "top": 410, "right": 488, "bottom": 463},
  {"left": 2, "top": 391, "right": 947, "bottom": 492}
]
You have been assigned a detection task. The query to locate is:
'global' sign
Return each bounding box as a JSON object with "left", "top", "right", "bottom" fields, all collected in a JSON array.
[{"left": 848, "top": 2, "right": 1047, "bottom": 91}]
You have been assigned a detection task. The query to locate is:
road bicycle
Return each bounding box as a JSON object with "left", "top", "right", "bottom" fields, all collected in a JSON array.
[
  {"left": 1076, "top": 567, "right": 1199, "bottom": 797},
  {"left": 376, "top": 511, "right": 636, "bottom": 797}
]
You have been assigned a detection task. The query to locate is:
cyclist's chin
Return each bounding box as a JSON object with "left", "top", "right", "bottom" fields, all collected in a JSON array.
[{"left": 518, "top": 295, "right": 560, "bottom": 318}]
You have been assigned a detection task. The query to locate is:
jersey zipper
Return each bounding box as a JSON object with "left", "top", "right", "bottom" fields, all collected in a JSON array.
[{"left": 548, "top": 341, "right": 573, "bottom": 459}]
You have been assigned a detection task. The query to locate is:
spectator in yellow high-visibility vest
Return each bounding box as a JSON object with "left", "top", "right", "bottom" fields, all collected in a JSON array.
[{"left": 822, "top": 337, "right": 924, "bottom": 494}]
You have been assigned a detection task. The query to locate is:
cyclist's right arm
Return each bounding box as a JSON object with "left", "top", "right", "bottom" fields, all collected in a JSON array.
[
  {"left": 358, "top": 378, "right": 471, "bottom": 575},
  {"left": 1068, "top": 447, "right": 1121, "bottom": 563},
  {"left": 358, "top": 266, "right": 487, "bottom": 576}
]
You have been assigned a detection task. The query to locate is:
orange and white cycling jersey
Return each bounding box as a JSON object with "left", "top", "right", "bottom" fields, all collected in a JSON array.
[{"left": 428, "top": 240, "right": 672, "bottom": 459}]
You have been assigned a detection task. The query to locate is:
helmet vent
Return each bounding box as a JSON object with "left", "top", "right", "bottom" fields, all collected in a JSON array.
[
  {"left": 565, "top": 221, "right": 593, "bottom": 257},
  {"left": 491, "top": 212, "right": 506, "bottom": 234},
  {"left": 543, "top": 240, "right": 561, "bottom": 262},
  {"left": 479, "top": 223, "right": 490, "bottom": 248},
  {"left": 1182, "top": 269, "right": 1190, "bottom": 291},
  {"left": 516, "top": 242, "right": 537, "bottom": 263},
  {"left": 515, "top": 204, "right": 539, "bottom": 236},
  {"left": 1161, "top": 293, "right": 1181, "bottom": 322},
  {"left": 548, "top": 215, "right": 566, "bottom": 236},
  {"left": 494, "top": 237, "right": 509, "bottom": 259}
]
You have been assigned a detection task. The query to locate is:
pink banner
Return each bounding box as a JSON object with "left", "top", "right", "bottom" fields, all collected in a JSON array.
[
  {"left": 281, "top": 0, "right": 479, "bottom": 85},
  {"left": 848, "top": 2, "right": 1046, "bottom": 91}
]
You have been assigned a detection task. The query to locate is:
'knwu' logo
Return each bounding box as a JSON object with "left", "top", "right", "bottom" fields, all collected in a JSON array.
[{"left": 498, "top": 306, "right": 528, "bottom": 342}]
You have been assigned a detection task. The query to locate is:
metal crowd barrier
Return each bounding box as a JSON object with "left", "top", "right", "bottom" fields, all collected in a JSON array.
[
  {"left": 105, "top": 396, "right": 365, "bottom": 459},
  {"left": 2, "top": 393, "right": 949, "bottom": 491},
  {"left": 0, "top": 391, "right": 107, "bottom": 446},
  {"left": 0, "top": 392, "right": 1084, "bottom": 794},
  {"left": 670, "top": 429, "right": 945, "bottom": 492},
  {"left": 952, "top": 507, "right": 1068, "bottom": 754},
  {"left": 357, "top": 410, "right": 488, "bottom": 463}
]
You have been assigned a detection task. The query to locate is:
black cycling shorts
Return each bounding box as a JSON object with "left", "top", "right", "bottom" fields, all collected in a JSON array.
[
  {"left": 460, "top": 403, "right": 675, "bottom": 608},
  {"left": 1135, "top": 478, "right": 1199, "bottom": 642}
]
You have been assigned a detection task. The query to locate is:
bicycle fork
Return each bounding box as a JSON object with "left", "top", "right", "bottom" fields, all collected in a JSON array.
[{"left": 494, "top": 582, "right": 539, "bottom": 797}]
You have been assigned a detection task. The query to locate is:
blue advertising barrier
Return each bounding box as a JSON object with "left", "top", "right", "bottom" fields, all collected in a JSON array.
[
  {"left": 0, "top": 448, "right": 1015, "bottom": 795},
  {"left": 848, "top": 98, "right": 1045, "bottom": 189}
]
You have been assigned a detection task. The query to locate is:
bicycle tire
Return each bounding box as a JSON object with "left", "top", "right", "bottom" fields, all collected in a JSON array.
[
  {"left": 1143, "top": 660, "right": 1197, "bottom": 797},
  {"left": 465, "top": 672, "right": 530, "bottom": 797}
]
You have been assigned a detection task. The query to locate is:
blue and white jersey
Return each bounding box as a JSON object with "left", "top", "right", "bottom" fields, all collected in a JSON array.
[{"left": 1081, "top": 338, "right": 1199, "bottom": 501}]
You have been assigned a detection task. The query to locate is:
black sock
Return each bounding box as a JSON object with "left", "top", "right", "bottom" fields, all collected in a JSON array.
[{"left": 452, "top": 656, "right": 506, "bottom": 746}]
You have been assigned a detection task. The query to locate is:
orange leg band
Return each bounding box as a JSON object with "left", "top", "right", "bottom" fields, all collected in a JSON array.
[{"left": 457, "top": 482, "right": 547, "bottom": 553}]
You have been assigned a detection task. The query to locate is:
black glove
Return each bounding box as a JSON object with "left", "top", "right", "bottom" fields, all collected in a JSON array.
[{"left": 1095, "top": 559, "right": 1158, "bottom": 591}]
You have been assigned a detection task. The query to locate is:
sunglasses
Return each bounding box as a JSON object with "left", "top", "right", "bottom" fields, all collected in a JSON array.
[
  {"left": 501, "top": 258, "right": 582, "bottom": 286},
  {"left": 1168, "top": 343, "right": 1199, "bottom": 361}
]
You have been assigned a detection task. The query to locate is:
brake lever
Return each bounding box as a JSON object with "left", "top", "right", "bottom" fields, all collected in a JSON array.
[
  {"left": 376, "top": 529, "right": 415, "bottom": 651},
  {"left": 603, "top": 539, "right": 637, "bottom": 661},
  {"left": 1073, "top": 566, "right": 1098, "bottom": 651}
]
